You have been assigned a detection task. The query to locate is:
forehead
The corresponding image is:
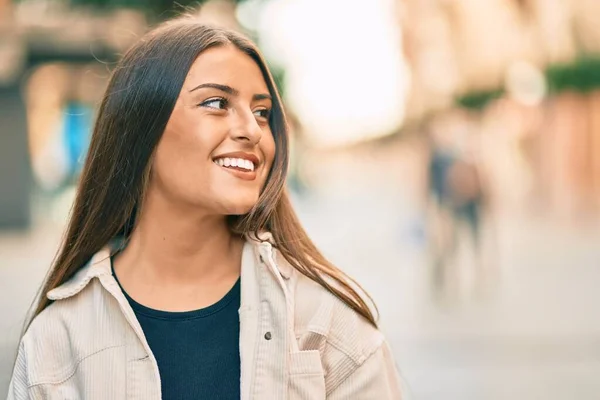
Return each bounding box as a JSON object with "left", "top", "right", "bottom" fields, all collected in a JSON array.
[{"left": 184, "top": 45, "right": 269, "bottom": 92}]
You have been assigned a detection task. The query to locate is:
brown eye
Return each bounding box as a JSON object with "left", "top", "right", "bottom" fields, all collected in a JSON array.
[
  {"left": 253, "top": 108, "right": 270, "bottom": 119},
  {"left": 200, "top": 98, "right": 228, "bottom": 110}
]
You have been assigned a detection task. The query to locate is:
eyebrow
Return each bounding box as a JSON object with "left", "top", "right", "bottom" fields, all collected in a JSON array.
[{"left": 189, "top": 83, "right": 272, "bottom": 101}]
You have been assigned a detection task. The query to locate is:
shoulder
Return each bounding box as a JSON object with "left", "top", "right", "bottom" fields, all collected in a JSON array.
[
  {"left": 26, "top": 275, "right": 108, "bottom": 338},
  {"left": 20, "top": 278, "right": 125, "bottom": 385},
  {"left": 291, "top": 269, "right": 385, "bottom": 389}
]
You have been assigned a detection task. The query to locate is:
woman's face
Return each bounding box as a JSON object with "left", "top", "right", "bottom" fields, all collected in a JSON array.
[{"left": 151, "top": 45, "right": 276, "bottom": 215}]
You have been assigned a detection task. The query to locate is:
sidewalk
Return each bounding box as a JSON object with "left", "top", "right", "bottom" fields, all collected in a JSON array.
[{"left": 296, "top": 184, "right": 600, "bottom": 400}]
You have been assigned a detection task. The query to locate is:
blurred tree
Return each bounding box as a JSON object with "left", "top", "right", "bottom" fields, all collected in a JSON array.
[
  {"left": 456, "top": 89, "right": 504, "bottom": 111},
  {"left": 546, "top": 57, "right": 600, "bottom": 93},
  {"left": 67, "top": 0, "right": 248, "bottom": 21},
  {"left": 268, "top": 63, "right": 285, "bottom": 98}
]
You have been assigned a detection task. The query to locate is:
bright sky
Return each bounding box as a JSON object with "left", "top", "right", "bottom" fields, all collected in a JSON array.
[{"left": 239, "top": 0, "right": 410, "bottom": 148}]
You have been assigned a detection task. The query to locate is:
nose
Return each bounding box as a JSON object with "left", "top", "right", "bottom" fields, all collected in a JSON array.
[{"left": 230, "top": 110, "right": 263, "bottom": 145}]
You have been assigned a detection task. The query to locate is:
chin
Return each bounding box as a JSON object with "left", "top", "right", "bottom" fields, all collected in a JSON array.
[
  {"left": 227, "top": 205, "right": 255, "bottom": 216},
  {"left": 220, "top": 198, "right": 259, "bottom": 216}
]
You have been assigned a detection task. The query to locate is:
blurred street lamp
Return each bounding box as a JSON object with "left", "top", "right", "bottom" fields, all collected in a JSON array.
[{"left": 505, "top": 60, "right": 547, "bottom": 106}]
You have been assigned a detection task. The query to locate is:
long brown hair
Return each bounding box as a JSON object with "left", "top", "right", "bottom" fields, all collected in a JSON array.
[{"left": 28, "top": 17, "right": 377, "bottom": 329}]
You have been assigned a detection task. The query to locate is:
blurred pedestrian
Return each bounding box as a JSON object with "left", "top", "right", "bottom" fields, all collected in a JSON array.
[{"left": 425, "top": 115, "right": 489, "bottom": 294}]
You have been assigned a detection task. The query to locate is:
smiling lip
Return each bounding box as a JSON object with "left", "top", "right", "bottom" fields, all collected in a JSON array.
[
  {"left": 212, "top": 151, "right": 260, "bottom": 181},
  {"left": 213, "top": 151, "right": 260, "bottom": 166},
  {"left": 218, "top": 167, "right": 257, "bottom": 181}
]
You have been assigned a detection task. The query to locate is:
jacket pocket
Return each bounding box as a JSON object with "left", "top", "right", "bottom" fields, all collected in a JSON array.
[
  {"left": 28, "top": 346, "right": 128, "bottom": 400},
  {"left": 288, "top": 350, "right": 326, "bottom": 400}
]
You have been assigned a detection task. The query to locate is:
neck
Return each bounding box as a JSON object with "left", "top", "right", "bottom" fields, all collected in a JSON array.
[{"left": 115, "top": 188, "right": 244, "bottom": 285}]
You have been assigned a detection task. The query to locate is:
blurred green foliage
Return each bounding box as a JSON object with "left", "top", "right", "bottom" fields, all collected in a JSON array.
[
  {"left": 546, "top": 57, "right": 600, "bottom": 93},
  {"left": 456, "top": 89, "right": 504, "bottom": 111},
  {"left": 456, "top": 57, "right": 600, "bottom": 110},
  {"left": 67, "top": 0, "right": 247, "bottom": 20},
  {"left": 268, "top": 64, "right": 286, "bottom": 98}
]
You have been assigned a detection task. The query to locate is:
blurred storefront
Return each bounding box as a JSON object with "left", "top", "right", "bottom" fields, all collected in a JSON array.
[
  {"left": 4, "top": 0, "right": 600, "bottom": 228},
  {"left": 399, "top": 0, "right": 600, "bottom": 223},
  {"left": 0, "top": 1, "right": 145, "bottom": 228},
  {"left": 24, "top": 62, "right": 106, "bottom": 192}
]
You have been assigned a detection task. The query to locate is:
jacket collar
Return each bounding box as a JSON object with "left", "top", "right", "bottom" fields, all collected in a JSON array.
[
  {"left": 47, "top": 247, "right": 112, "bottom": 300},
  {"left": 46, "top": 231, "right": 292, "bottom": 301},
  {"left": 250, "top": 231, "right": 293, "bottom": 279}
]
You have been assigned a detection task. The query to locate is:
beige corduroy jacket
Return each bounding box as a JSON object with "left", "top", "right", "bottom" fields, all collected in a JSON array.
[{"left": 7, "top": 233, "right": 402, "bottom": 399}]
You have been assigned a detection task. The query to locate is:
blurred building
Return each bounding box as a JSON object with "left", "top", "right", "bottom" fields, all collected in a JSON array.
[
  {"left": 399, "top": 0, "right": 600, "bottom": 222},
  {"left": 0, "top": 0, "right": 149, "bottom": 228},
  {"left": 3, "top": 0, "right": 600, "bottom": 228}
]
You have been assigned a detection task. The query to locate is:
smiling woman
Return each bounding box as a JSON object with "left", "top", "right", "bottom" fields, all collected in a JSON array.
[
  {"left": 8, "top": 16, "right": 403, "bottom": 400},
  {"left": 147, "top": 45, "right": 276, "bottom": 217}
]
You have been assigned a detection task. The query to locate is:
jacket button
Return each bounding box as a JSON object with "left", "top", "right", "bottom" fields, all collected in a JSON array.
[{"left": 264, "top": 331, "right": 272, "bottom": 340}]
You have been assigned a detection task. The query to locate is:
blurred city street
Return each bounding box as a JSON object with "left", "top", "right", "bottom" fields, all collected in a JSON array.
[
  {"left": 3, "top": 0, "right": 600, "bottom": 399},
  {"left": 2, "top": 152, "right": 600, "bottom": 400}
]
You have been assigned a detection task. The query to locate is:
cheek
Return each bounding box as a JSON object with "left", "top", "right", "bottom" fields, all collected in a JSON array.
[
  {"left": 152, "top": 142, "right": 191, "bottom": 197},
  {"left": 152, "top": 122, "right": 212, "bottom": 191}
]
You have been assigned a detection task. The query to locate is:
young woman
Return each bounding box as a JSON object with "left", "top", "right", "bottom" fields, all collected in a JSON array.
[{"left": 8, "top": 17, "right": 402, "bottom": 400}]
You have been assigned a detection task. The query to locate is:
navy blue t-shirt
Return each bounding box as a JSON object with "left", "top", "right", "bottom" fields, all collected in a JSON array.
[{"left": 112, "top": 263, "right": 241, "bottom": 400}]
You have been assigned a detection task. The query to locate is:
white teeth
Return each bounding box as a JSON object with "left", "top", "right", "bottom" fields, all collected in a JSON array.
[{"left": 214, "top": 157, "right": 255, "bottom": 171}]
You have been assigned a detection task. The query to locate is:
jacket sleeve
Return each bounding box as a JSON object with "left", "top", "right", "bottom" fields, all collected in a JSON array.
[
  {"left": 327, "top": 340, "right": 403, "bottom": 400},
  {"left": 6, "top": 341, "right": 31, "bottom": 400}
]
